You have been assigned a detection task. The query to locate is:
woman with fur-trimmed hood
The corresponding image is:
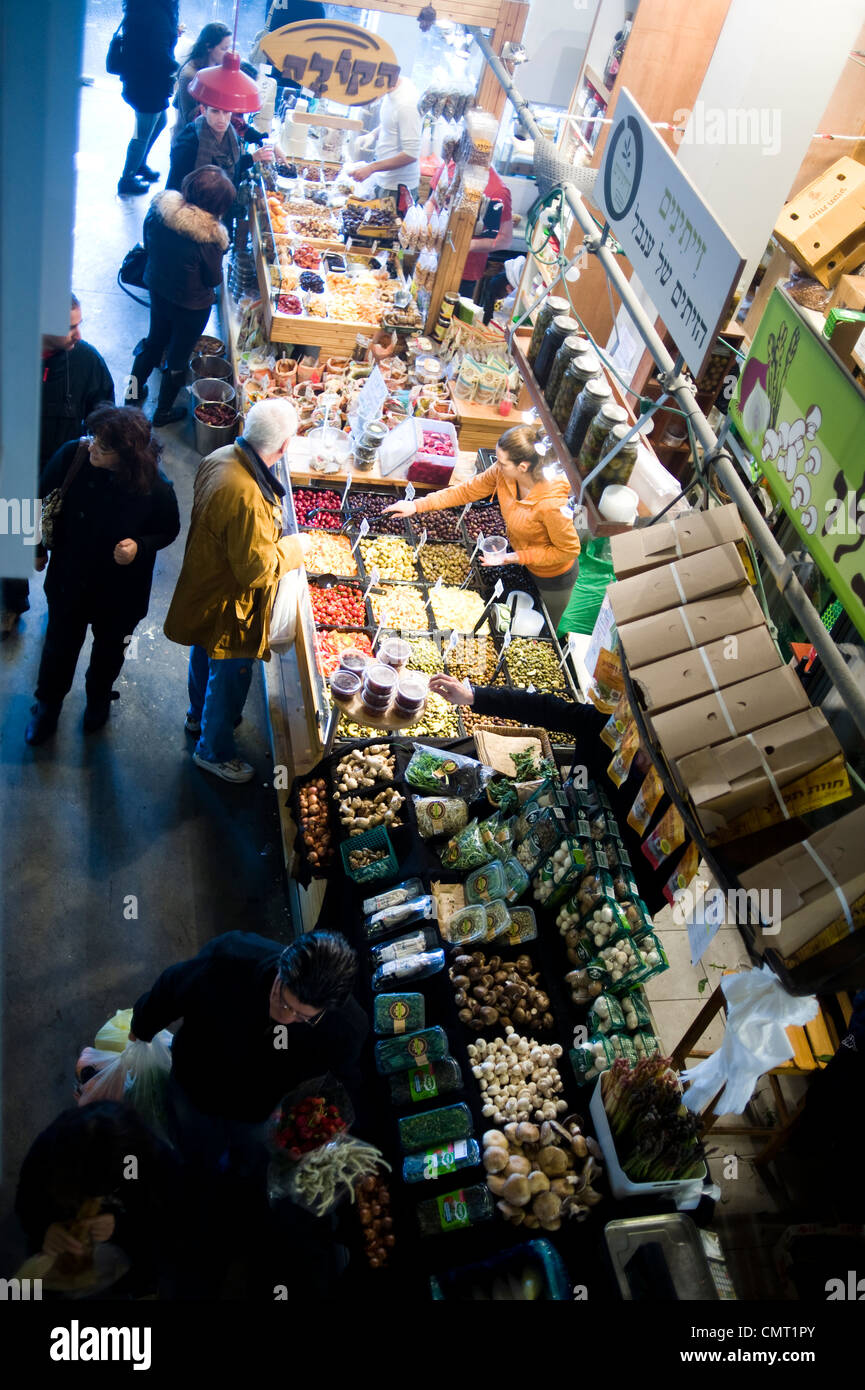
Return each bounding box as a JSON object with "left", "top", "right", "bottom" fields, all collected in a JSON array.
[{"left": 126, "top": 166, "right": 234, "bottom": 427}]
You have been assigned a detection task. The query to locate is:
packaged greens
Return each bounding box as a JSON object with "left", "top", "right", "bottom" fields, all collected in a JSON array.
[
  {"left": 440, "top": 819, "right": 493, "bottom": 871},
  {"left": 465, "top": 860, "right": 508, "bottom": 905},
  {"left": 483, "top": 898, "right": 512, "bottom": 942},
  {"left": 398, "top": 1101, "right": 474, "bottom": 1153},
  {"left": 363, "top": 895, "right": 437, "bottom": 941},
  {"left": 374, "top": 1025, "right": 449, "bottom": 1076},
  {"left": 362, "top": 877, "right": 424, "bottom": 918},
  {"left": 414, "top": 796, "right": 469, "bottom": 839},
  {"left": 405, "top": 744, "right": 495, "bottom": 799},
  {"left": 370, "top": 926, "right": 439, "bottom": 967},
  {"left": 502, "top": 856, "right": 530, "bottom": 905},
  {"left": 587, "top": 993, "right": 625, "bottom": 1035},
  {"left": 372, "top": 949, "right": 445, "bottom": 991},
  {"left": 402, "top": 1138, "right": 481, "bottom": 1183},
  {"left": 570, "top": 1032, "right": 638, "bottom": 1084},
  {"left": 416, "top": 1184, "right": 494, "bottom": 1236},
  {"left": 388, "top": 1056, "right": 463, "bottom": 1105},
  {"left": 440, "top": 904, "right": 488, "bottom": 947},
  {"left": 501, "top": 905, "right": 537, "bottom": 946},
  {"left": 373, "top": 993, "right": 425, "bottom": 1036},
  {"left": 479, "top": 812, "right": 514, "bottom": 865}
]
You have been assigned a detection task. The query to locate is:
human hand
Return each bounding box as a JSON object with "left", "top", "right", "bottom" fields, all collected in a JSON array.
[
  {"left": 349, "top": 163, "right": 376, "bottom": 183},
  {"left": 481, "top": 551, "right": 518, "bottom": 566},
  {"left": 43, "top": 1223, "right": 85, "bottom": 1259},
  {"left": 87, "top": 1213, "right": 116, "bottom": 1243},
  {"left": 429, "top": 674, "right": 475, "bottom": 706},
  {"left": 34, "top": 553, "right": 48, "bottom": 572},
  {"left": 295, "top": 532, "right": 312, "bottom": 556},
  {"left": 252, "top": 146, "right": 275, "bottom": 164},
  {"left": 383, "top": 500, "right": 416, "bottom": 517},
  {"left": 114, "top": 539, "right": 138, "bottom": 565},
  {"left": 127, "top": 1031, "right": 137, "bottom": 1041}
]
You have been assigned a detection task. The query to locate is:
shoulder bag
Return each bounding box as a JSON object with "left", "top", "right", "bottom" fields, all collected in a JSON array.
[
  {"left": 118, "top": 243, "right": 150, "bottom": 307},
  {"left": 106, "top": 20, "right": 125, "bottom": 76},
  {"left": 40, "top": 441, "right": 90, "bottom": 550}
]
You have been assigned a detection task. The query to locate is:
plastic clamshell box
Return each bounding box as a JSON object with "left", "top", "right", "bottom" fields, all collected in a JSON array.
[
  {"left": 378, "top": 418, "right": 459, "bottom": 484},
  {"left": 429, "top": 1238, "right": 571, "bottom": 1301},
  {"left": 589, "top": 1080, "right": 707, "bottom": 1210}
]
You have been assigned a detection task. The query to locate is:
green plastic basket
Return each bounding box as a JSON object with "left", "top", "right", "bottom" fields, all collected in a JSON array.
[{"left": 340, "top": 825, "right": 399, "bottom": 885}]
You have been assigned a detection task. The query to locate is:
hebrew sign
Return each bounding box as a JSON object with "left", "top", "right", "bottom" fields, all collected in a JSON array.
[{"left": 259, "top": 21, "right": 400, "bottom": 104}]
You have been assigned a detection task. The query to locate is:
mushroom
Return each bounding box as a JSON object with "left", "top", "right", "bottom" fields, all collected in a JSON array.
[
  {"left": 486, "top": 1174, "right": 508, "bottom": 1197},
  {"left": 501, "top": 1174, "right": 532, "bottom": 1207},
  {"left": 496, "top": 1200, "right": 526, "bottom": 1224},
  {"left": 532, "top": 1191, "right": 562, "bottom": 1230},
  {"left": 505, "top": 1154, "right": 531, "bottom": 1177},
  {"left": 482, "top": 1129, "right": 508, "bottom": 1149},
  {"left": 483, "top": 1146, "right": 509, "bottom": 1174},
  {"left": 527, "top": 1171, "right": 550, "bottom": 1195},
  {"left": 537, "top": 1146, "right": 569, "bottom": 1177},
  {"left": 516, "top": 1122, "right": 540, "bottom": 1146}
]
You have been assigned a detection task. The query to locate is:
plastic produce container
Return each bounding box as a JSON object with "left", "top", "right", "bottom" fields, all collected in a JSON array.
[
  {"left": 589, "top": 1079, "right": 708, "bottom": 1210},
  {"left": 378, "top": 418, "right": 458, "bottom": 484},
  {"left": 339, "top": 825, "right": 399, "bottom": 885},
  {"left": 429, "top": 1239, "right": 570, "bottom": 1300}
]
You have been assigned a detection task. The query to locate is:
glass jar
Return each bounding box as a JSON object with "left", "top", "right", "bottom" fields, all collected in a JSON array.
[
  {"left": 585, "top": 421, "right": 639, "bottom": 502},
  {"left": 527, "top": 295, "right": 569, "bottom": 365},
  {"left": 552, "top": 350, "right": 601, "bottom": 432},
  {"left": 578, "top": 403, "right": 630, "bottom": 482},
  {"left": 543, "top": 333, "right": 588, "bottom": 408},
  {"left": 564, "top": 377, "right": 612, "bottom": 455},
  {"left": 532, "top": 315, "right": 581, "bottom": 390}
]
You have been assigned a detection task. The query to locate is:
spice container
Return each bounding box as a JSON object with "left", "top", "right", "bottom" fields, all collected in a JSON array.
[
  {"left": 378, "top": 636, "right": 412, "bottom": 670},
  {"left": 388, "top": 1055, "right": 463, "bottom": 1105},
  {"left": 503, "top": 904, "right": 537, "bottom": 945},
  {"left": 394, "top": 671, "right": 428, "bottom": 718},
  {"left": 416, "top": 1184, "right": 495, "bottom": 1236},
  {"left": 563, "top": 377, "right": 612, "bottom": 456},
  {"left": 578, "top": 402, "right": 629, "bottom": 482},
  {"left": 586, "top": 422, "right": 639, "bottom": 502},
  {"left": 532, "top": 315, "right": 581, "bottom": 391},
  {"left": 398, "top": 1102, "right": 474, "bottom": 1154},
  {"left": 440, "top": 903, "right": 488, "bottom": 946},
  {"left": 527, "top": 296, "right": 569, "bottom": 365},
  {"left": 402, "top": 1138, "right": 481, "bottom": 1184},
  {"left": 552, "top": 350, "right": 601, "bottom": 432},
  {"left": 483, "top": 898, "right": 513, "bottom": 940},
  {"left": 544, "top": 333, "right": 588, "bottom": 408},
  {"left": 503, "top": 856, "right": 531, "bottom": 904},
  {"left": 330, "top": 669, "right": 361, "bottom": 701}
]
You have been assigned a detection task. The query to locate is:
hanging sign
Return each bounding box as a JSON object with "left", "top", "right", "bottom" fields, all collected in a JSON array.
[
  {"left": 596, "top": 89, "right": 745, "bottom": 378},
  {"left": 259, "top": 21, "right": 400, "bottom": 103},
  {"left": 730, "top": 287, "right": 865, "bottom": 642}
]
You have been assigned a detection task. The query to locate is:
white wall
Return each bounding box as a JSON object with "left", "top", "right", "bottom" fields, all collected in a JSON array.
[
  {"left": 519, "top": 0, "right": 599, "bottom": 108},
  {"left": 675, "top": 0, "right": 865, "bottom": 292}
]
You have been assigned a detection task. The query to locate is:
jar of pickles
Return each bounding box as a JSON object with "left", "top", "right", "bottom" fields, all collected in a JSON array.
[
  {"left": 585, "top": 421, "right": 639, "bottom": 502},
  {"left": 552, "top": 350, "right": 600, "bottom": 432},
  {"left": 564, "top": 376, "right": 612, "bottom": 456},
  {"left": 527, "top": 295, "right": 569, "bottom": 365},
  {"left": 578, "top": 403, "right": 629, "bottom": 486},
  {"left": 543, "top": 333, "right": 587, "bottom": 408},
  {"left": 533, "top": 315, "right": 580, "bottom": 390}
]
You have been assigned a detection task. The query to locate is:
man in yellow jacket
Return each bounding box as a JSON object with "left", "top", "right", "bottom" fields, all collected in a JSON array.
[{"left": 165, "top": 399, "right": 308, "bottom": 783}]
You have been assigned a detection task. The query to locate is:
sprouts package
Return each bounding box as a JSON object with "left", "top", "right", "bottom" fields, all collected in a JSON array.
[
  {"left": 440, "top": 819, "right": 495, "bottom": 871},
  {"left": 405, "top": 744, "right": 496, "bottom": 800},
  {"left": 413, "top": 797, "right": 469, "bottom": 839}
]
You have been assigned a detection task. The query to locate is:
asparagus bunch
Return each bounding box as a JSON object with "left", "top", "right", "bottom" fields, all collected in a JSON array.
[{"left": 601, "top": 1057, "right": 705, "bottom": 1182}]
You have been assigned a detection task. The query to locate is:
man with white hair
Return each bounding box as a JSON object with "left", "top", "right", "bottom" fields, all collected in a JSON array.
[{"left": 164, "top": 399, "right": 309, "bottom": 782}]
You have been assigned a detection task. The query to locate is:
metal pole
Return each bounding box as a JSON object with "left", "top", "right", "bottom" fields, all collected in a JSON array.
[{"left": 471, "top": 28, "right": 865, "bottom": 743}]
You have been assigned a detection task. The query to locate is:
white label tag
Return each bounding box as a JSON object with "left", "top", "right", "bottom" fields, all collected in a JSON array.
[
  {"left": 493, "top": 579, "right": 504, "bottom": 599},
  {"left": 351, "top": 517, "right": 370, "bottom": 553},
  {"left": 459, "top": 502, "right": 472, "bottom": 523},
  {"left": 413, "top": 528, "right": 427, "bottom": 559},
  {"left": 432, "top": 576, "right": 443, "bottom": 592},
  {"left": 342, "top": 476, "right": 352, "bottom": 505},
  {"left": 405, "top": 482, "right": 416, "bottom": 501}
]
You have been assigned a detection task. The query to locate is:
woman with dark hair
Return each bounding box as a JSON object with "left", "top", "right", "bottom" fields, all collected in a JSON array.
[
  {"left": 15, "top": 1102, "right": 179, "bottom": 1298},
  {"left": 166, "top": 103, "right": 271, "bottom": 197},
  {"left": 386, "top": 421, "right": 581, "bottom": 625},
  {"left": 115, "top": 0, "right": 181, "bottom": 196},
  {"left": 126, "top": 166, "right": 235, "bottom": 427},
  {"left": 25, "top": 407, "right": 180, "bottom": 746},
  {"left": 172, "top": 22, "right": 232, "bottom": 139}
]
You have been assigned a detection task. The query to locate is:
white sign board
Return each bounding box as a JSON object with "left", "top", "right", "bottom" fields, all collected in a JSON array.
[
  {"left": 352, "top": 364, "right": 387, "bottom": 434},
  {"left": 597, "top": 89, "right": 745, "bottom": 378}
]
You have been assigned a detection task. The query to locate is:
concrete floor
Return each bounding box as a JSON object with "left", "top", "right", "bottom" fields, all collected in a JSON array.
[{"left": 0, "top": 77, "right": 292, "bottom": 1270}]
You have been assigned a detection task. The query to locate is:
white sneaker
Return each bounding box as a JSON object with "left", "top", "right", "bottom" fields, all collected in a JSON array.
[{"left": 193, "top": 752, "right": 254, "bottom": 783}]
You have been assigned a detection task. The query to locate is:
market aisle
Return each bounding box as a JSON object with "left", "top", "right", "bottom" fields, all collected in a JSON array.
[{"left": 0, "top": 80, "right": 290, "bottom": 1269}]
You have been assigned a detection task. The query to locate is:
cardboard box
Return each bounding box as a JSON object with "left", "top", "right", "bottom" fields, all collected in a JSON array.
[
  {"left": 774, "top": 157, "right": 865, "bottom": 288},
  {"left": 617, "top": 587, "right": 765, "bottom": 668},
  {"left": 739, "top": 804, "right": 865, "bottom": 957},
  {"left": 829, "top": 274, "right": 865, "bottom": 313},
  {"left": 674, "top": 708, "right": 842, "bottom": 834},
  {"left": 630, "top": 625, "right": 781, "bottom": 715},
  {"left": 650, "top": 666, "right": 810, "bottom": 761},
  {"left": 608, "top": 544, "right": 748, "bottom": 627},
  {"left": 610, "top": 504, "right": 745, "bottom": 580}
]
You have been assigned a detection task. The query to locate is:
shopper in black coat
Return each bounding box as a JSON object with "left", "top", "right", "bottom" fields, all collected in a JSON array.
[
  {"left": 166, "top": 107, "right": 256, "bottom": 195},
  {"left": 129, "top": 930, "right": 368, "bottom": 1172},
  {"left": 429, "top": 676, "right": 672, "bottom": 914},
  {"left": 116, "top": 0, "right": 180, "bottom": 195},
  {"left": 26, "top": 407, "right": 180, "bottom": 745},
  {"left": 127, "top": 167, "right": 234, "bottom": 426}
]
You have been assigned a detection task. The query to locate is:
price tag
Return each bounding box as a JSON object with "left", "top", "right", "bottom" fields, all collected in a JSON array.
[
  {"left": 372, "top": 622, "right": 383, "bottom": 647},
  {"left": 341, "top": 475, "right": 352, "bottom": 506},
  {"left": 405, "top": 482, "right": 416, "bottom": 502},
  {"left": 431, "top": 576, "right": 443, "bottom": 592},
  {"left": 413, "top": 528, "right": 428, "bottom": 560},
  {"left": 526, "top": 682, "right": 537, "bottom": 693},
  {"left": 493, "top": 578, "right": 504, "bottom": 600},
  {"left": 445, "top": 630, "right": 459, "bottom": 654},
  {"left": 466, "top": 531, "right": 484, "bottom": 567},
  {"left": 559, "top": 632, "right": 580, "bottom": 669},
  {"left": 459, "top": 502, "right": 472, "bottom": 524},
  {"left": 351, "top": 516, "right": 370, "bottom": 554},
  {"left": 363, "top": 565, "right": 381, "bottom": 598}
]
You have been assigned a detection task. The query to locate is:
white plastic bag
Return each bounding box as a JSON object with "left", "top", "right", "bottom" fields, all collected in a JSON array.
[
  {"left": 679, "top": 966, "right": 818, "bottom": 1116},
  {"left": 269, "top": 569, "right": 301, "bottom": 650},
  {"left": 77, "top": 1034, "right": 174, "bottom": 1145}
]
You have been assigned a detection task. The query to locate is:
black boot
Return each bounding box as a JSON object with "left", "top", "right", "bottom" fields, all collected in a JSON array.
[
  {"left": 83, "top": 689, "right": 120, "bottom": 732},
  {"left": 137, "top": 164, "right": 160, "bottom": 182},
  {"left": 25, "top": 700, "right": 62, "bottom": 745},
  {"left": 117, "top": 174, "right": 150, "bottom": 196},
  {"left": 152, "top": 371, "right": 187, "bottom": 427}
]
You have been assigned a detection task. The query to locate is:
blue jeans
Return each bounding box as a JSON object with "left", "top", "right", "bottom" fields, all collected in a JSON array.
[{"left": 188, "top": 645, "right": 254, "bottom": 763}]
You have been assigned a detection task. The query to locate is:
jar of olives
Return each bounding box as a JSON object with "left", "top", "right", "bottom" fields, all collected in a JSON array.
[
  {"left": 552, "top": 350, "right": 600, "bottom": 432},
  {"left": 527, "top": 295, "right": 569, "bottom": 365},
  {"left": 578, "top": 403, "right": 630, "bottom": 483},
  {"left": 543, "top": 333, "right": 587, "bottom": 408},
  {"left": 564, "top": 376, "right": 612, "bottom": 456},
  {"left": 585, "top": 421, "right": 639, "bottom": 502},
  {"left": 533, "top": 315, "right": 581, "bottom": 390}
]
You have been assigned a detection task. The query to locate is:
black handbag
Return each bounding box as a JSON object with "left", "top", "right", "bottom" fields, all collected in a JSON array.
[
  {"left": 118, "top": 244, "right": 149, "bottom": 307},
  {"left": 106, "top": 21, "right": 124, "bottom": 76}
]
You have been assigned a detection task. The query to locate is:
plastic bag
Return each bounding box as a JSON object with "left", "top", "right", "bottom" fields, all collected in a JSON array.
[
  {"left": 405, "top": 743, "right": 495, "bottom": 799},
  {"left": 680, "top": 966, "right": 819, "bottom": 1116},
  {"left": 77, "top": 1035, "right": 173, "bottom": 1144},
  {"left": 413, "top": 796, "right": 468, "bottom": 839},
  {"left": 269, "top": 567, "right": 301, "bottom": 650},
  {"left": 94, "top": 1008, "right": 133, "bottom": 1053},
  {"left": 363, "top": 895, "right": 437, "bottom": 941},
  {"left": 440, "top": 819, "right": 493, "bottom": 871}
]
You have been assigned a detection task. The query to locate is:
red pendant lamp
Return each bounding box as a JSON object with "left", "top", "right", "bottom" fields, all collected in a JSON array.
[{"left": 188, "top": 1, "right": 261, "bottom": 113}]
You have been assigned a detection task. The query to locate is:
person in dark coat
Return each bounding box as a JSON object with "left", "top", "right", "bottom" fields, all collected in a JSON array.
[
  {"left": 129, "top": 930, "right": 368, "bottom": 1174},
  {"left": 14, "top": 1102, "right": 181, "bottom": 1299},
  {"left": 429, "top": 676, "right": 671, "bottom": 914},
  {"left": 116, "top": 0, "right": 181, "bottom": 195},
  {"left": 126, "top": 166, "right": 234, "bottom": 426},
  {"left": 1, "top": 295, "right": 114, "bottom": 638},
  {"left": 166, "top": 106, "right": 259, "bottom": 195},
  {"left": 25, "top": 406, "right": 180, "bottom": 745}
]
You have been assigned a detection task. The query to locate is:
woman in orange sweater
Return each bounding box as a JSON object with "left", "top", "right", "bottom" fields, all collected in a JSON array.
[{"left": 384, "top": 423, "right": 580, "bottom": 626}]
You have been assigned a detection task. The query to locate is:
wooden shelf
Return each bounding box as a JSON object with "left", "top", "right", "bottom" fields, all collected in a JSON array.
[{"left": 583, "top": 65, "right": 613, "bottom": 105}]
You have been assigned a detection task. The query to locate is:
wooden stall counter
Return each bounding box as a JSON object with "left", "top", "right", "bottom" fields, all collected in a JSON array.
[{"left": 285, "top": 435, "right": 479, "bottom": 491}]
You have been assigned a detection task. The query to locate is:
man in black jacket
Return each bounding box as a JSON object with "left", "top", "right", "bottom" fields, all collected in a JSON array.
[
  {"left": 1, "top": 296, "right": 114, "bottom": 638},
  {"left": 130, "top": 931, "right": 368, "bottom": 1174}
]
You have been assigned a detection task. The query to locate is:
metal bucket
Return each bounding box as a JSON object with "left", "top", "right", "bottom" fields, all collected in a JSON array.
[
  {"left": 193, "top": 403, "right": 239, "bottom": 454},
  {"left": 189, "top": 353, "right": 232, "bottom": 384},
  {"left": 190, "top": 378, "right": 236, "bottom": 407}
]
